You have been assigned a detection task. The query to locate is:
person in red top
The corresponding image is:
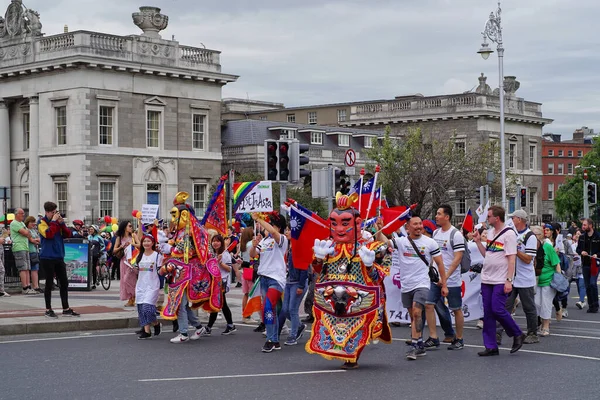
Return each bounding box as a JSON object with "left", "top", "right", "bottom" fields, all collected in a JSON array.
[{"left": 38, "top": 201, "right": 80, "bottom": 318}]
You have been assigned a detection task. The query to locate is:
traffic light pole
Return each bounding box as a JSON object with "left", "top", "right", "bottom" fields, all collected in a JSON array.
[
  {"left": 280, "top": 182, "right": 287, "bottom": 217},
  {"left": 327, "top": 164, "right": 333, "bottom": 215},
  {"left": 584, "top": 179, "right": 589, "bottom": 219}
]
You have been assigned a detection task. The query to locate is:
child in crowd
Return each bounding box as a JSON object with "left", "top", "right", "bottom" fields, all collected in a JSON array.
[
  {"left": 205, "top": 234, "right": 236, "bottom": 335},
  {"left": 135, "top": 234, "right": 163, "bottom": 339}
]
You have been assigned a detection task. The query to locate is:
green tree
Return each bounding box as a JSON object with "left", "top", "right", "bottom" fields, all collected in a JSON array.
[
  {"left": 555, "top": 137, "right": 600, "bottom": 220},
  {"left": 365, "top": 126, "right": 510, "bottom": 218}
]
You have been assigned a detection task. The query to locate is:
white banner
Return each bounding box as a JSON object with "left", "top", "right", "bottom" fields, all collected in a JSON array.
[
  {"left": 384, "top": 265, "right": 483, "bottom": 324},
  {"left": 141, "top": 204, "right": 159, "bottom": 225},
  {"left": 234, "top": 181, "right": 274, "bottom": 214}
]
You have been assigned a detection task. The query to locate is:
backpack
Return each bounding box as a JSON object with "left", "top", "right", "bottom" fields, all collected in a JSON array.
[
  {"left": 434, "top": 227, "right": 471, "bottom": 274},
  {"left": 533, "top": 237, "right": 545, "bottom": 276}
]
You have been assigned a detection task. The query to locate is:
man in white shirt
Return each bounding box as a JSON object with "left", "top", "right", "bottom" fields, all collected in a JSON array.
[
  {"left": 497, "top": 209, "right": 539, "bottom": 344},
  {"left": 426, "top": 205, "right": 466, "bottom": 350},
  {"left": 390, "top": 216, "right": 446, "bottom": 361}
]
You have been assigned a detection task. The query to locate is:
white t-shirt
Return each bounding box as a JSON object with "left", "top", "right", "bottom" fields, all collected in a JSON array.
[
  {"left": 513, "top": 228, "right": 538, "bottom": 288},
  {"left": 257, "top": 235, "right": 288, "bottom": 290},
  {"left": 135, "top": 251, "right": 162, "bottom": 305},
  {"left": 219, "top": 250, "right": 232, "bottom": 288},
  {"left": 468, "top": 241, "right": 484, "bottom": 266},
  {"left": 432, "top": 227, "right": 465, "bottom": 288},
  {"left": 393, "top": 235, "right": 441, "bottom": 293},
  {"left": 241, "top": 242, "right": 253, "bottom": 263},
  {"left": 556, "top": 233, "right": 565, "bottom": 254}
]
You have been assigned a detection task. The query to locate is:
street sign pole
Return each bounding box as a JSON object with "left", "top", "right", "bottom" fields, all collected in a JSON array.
[{"left": 327, "top": 164, "right": 333, "bottom": 215}]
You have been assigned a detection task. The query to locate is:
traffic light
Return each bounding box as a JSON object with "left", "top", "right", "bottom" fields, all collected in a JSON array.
[
  {"left": 264, "top": 140, "right": 278, "bottom": 181},
  {"left": 279, "top": 141, "right": 290, "bottom": 181},
  {"left": 290, "top": 141, "right": 310, "bottom": 183},
  {"left": 334, "top": 169, "right": 350, "bottom": 194},
  {"left": 587, "top": 182, "right": 597, "bottom": 205},
  {"left": 519, "top": 187, "right": 527, "bottom": 208}
]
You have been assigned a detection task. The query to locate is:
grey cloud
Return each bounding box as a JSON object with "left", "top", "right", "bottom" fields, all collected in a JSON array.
[{"left": 19, "top": 0, "right": 600, "bottom": 136}]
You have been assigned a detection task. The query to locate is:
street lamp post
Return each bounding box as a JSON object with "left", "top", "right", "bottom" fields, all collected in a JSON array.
[{"left": 478, "top": 1, "right": 506, "bottom": 209}]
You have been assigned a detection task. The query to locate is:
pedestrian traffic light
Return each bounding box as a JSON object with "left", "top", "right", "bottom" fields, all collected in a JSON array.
[
  {"left": 279, "top": 141, "right": 290, "bottom": 181},
  {"left": 587, "top": 182, "right": 597, "bottom": 205},
  {"left": 520, "top": 187, "right": 527, "bottom": 208},
  {"left": 290, "top": 141, "right": 310, "bottom": 183}
]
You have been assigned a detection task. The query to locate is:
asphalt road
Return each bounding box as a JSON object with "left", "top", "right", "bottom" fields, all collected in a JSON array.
[{"left": 2, "top": 310, "right": 599, "bottom": 400}]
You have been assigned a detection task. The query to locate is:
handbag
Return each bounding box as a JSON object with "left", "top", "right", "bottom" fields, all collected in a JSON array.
[
  {"left": 241, "top": 261, "right": 254, "bottom": 281},
  {"left": 550, "top": 272, "right": 569, "bottom": 293},
  {"left": 408, "top": 237, "right": 439, "bottom": 283}
]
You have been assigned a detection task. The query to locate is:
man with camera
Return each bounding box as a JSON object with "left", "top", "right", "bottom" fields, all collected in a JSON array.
[{"left": 38, "top": 202, "right": 80, "bottom": 318}]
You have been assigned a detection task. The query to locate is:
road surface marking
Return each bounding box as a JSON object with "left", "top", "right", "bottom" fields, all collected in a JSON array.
[
  {"left": 463, "top": 326, "right": 600, "bottom": 340},
  {"left": 0, "top": 332, "right": 132, "bottom": 344},
  {"left": 139, "top": 370, "right": 346, "bottom": 382}
]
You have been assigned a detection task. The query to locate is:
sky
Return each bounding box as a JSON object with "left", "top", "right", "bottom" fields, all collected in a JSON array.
[{"left": 19, "top": 0, "right": 600, "bottom": 137}]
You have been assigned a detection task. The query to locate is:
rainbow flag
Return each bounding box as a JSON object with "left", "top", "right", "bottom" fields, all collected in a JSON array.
[
  {"left": 233, "top": 181, "right": 260, "bottom": 211},
  {"left": 242, "top": 277, "right": 262, "bottom": 318}
]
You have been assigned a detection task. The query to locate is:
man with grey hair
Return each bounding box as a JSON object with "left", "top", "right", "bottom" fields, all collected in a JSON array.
[
  {"left": 10, "top": 208, "right": 36, "bottom": 294},
  {"left": 497, "top": 209, "right": 539, "bottom": 344}
]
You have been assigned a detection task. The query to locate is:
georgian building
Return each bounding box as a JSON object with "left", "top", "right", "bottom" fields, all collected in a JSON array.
[
  {"left": 241, "top": 74, "right": 553, "bottom": 218},
  {"left": 0, "top": 3, "right": 237, "bottom": 221}
]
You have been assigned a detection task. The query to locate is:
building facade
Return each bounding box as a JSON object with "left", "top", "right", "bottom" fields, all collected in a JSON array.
[
  {"left": 0, "top": 3, "right": 237, "bottom": 221},
  {"left": 541, "top": 130, "right": 594, "bottom": 219},
  {"left": 240, "top": 74, "right": 552, "bottom": 217}
]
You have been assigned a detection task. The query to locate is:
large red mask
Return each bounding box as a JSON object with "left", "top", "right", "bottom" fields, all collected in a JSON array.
[{"left": 330, "top": 193, "right": 362, "bottom": 243}]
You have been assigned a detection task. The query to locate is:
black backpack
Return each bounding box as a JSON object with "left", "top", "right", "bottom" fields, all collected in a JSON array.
[{"left": 533, "top": 237, "right": 545, "bottom": 276}]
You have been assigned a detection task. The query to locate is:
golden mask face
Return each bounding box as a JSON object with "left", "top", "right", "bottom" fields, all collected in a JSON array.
[{"left": 170, "top": 206, "right": 189, "bottom": 230}]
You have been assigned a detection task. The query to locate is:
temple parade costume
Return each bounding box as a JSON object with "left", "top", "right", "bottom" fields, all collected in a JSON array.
[{"left": 306, "top": 192, "right": 392, "bottom": 369}]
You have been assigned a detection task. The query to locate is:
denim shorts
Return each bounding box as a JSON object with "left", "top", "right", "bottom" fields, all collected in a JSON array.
[
  {"left": 13, "top": 251, "right": 30, "bottom": 271},
  {"left": 426, "top": 283, "right": 462, "bottom": 311}
]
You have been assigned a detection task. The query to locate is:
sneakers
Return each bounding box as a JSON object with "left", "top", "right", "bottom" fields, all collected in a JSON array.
[
  {"left": 562, "top": 309, "right": 568, "bottom": 318},
  {"left": 448, "top": 338, "right": 464, "bottom": 350},
  {"left": 134, "top": 328, "right": 144, "bottom": 335},
  {"left": 45, "top": 310, "right": 58, "bottom": 319},
  {"left": 190, "top": 326, "right": 206, "bottom": 340},
  {"left": 254, "top": 323, "right": 266, "bottom": 333},
  {"left": 62, "top": 309, "right": 80, "bottom": 317},
  {"left": 170, "top": 334, "right": 189, "bottom": 343},
  {"left": 296, "top": 323, "right": 307, "bottom": 340},
  {"left": 222, "top": 325, "right": 237, "bottom": 335},
  {"left": 423, "top": 337, "right": 440, "bottom": 349},
  {"left": 281, "top": 325, "right": 290, "bottom": 335},
  {"left": 262, "top": 341, "right": 281, "bottom": 353},
  {"left": 476, "top": 319, "right": 484, "bottom": 329},
  {"left": 301, "top": 315, "right": 314, "bottom": 324},
  {"left": 284, "top": 337, "right": 298, "bottom": 346},
  {"left": 24, "top": 288, "right": 38, "bottom": 295},
  {"left": 523, "top": 333, "right": 540, "bottom": 344},
  {"left": 154, "top": 323, "right": 162, "bottom": 337},
  {"left": 406, "top": 346, "right": 426, "bottom": 360},
  {"left": 575, "top": 301, "right": 585, "bottom": 310},
  {"left": 34, "top": 288, "right": 43, "bottom": 294},
  {"left": 242, "top": 317, "right": 255, "bottom": 324},
  {"left": 0, "top": 291, "right": 10, "bottom": 297},
  {"left": 138, "top": 331, "right": 152, "bottom": 340}
]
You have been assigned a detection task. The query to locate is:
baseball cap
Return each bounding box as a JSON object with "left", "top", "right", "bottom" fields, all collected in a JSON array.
[{"left": 510, "top": 209, "right": 528, "bottom": 220}]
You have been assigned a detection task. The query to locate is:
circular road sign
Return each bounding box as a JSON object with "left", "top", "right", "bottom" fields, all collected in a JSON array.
[{"left": 345, "top": 149, "right": 356, "bottom": 167}]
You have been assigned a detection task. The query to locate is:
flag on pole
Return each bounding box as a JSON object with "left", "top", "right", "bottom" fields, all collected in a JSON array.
[
  {"left": 359, "top": 177, "right": 375, "bottom": 219},
  {"left": 201, "top": 174, "right": 228, "bottom": 236},
  {"left": 381, "top": 205, "right": 414, "bottom": 235},
  {"left": 242, "top": 277, "right": 262, "bottom": 317},
  {"left": 475, "top": 200, "right": 490, "bottom": 224},
  {"left": 289, "top": 203, "right": 330, "bottom": 270},
  {"left": 462, "top": 209, "right": 474, "bottom": 233}
]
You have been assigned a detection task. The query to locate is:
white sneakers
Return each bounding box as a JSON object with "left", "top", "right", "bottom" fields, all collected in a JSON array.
[
  {"left": 476, "top": 320, "right": 484, "bottom": 329},
  {"left": 575, "top": 301, "right": 587, "bottom": 310},
  {"left": 169, "top": 334, "right": 189, "bottom": 343},
  {"left": 190, "top": 327, "right": 206, "bottom": 340}
]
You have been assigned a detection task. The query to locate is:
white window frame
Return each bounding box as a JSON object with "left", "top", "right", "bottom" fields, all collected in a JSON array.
[
  {"left": 338, "top": 134, "right": 350, "bottom": 147},
  {"left": 456, "top": 193, "right": 467, "bottom": 216},
  {"left": 529, "top": 145, "right": 536, "bottom": 170},
  {"left": 364, "top": 136, "right": 374, "bottom": 149},
  {"left": 99, "top": 181, "right": 117, "bottom": 218},
  {"left": 509, "top": 142, "right": 517, "bottom": 169},
  {"left": 193, "top": 183, "right": 208, "bottom": 216},
  {"left": 548, "top": 183, "right": 554, "bottom": 201},
  {"left": 529, "top": 191, "right": 536, "bottom": 215},
  {"left": 455, "top": 140, "right": 466, "bottom": 154},
  {"left": 192, "top": 113, "right": 208, "bottom": 151},
  {"left": 98, "top": 102, "right": 118, "bottom": 146},
  {"left": 23, "top": 112, "right": 30, "bottom": 151},
  {"left": 548, "top": 163, "right": 554, "bottom": 174},
  {"left": 337, "top": 109, "right": 347, "bottom": 122},
  {"left": 568, "top": 163, "right": 573, "bottom": 175},
  {"left": 578, "top": 150, "right": 583, "bottom": 157},
  {"left": 558, "top": 163, "right": 564, "bottom": 175},
  {"left": 55, "top": 106, "right": 67, "bottom": 146},
  {"left": 279, "top": 129, "right": 296, "bottom": 140},
  {"left": 311, "top": 131, "right": 323, "bottom": 145},
  {"left": 55, "top": 181, "right": 68, "bottom": 218},
  {"left": 558, "top": 150, "right": 563, "bottom": 157},
  {"left": 145, "top": 106, "right": 164, "bottom": 149},
  {"left": 308, "top": 111, "right": 317, "bottom": 125},
  {"left": 286, "top": 114, "right": 296, "bottom": 123},
  {"left": 568, "top": 150, "right": 573, "bottom": 157},
  {"left": 548, "top": 149, "right": 554, "bottom": 156}
]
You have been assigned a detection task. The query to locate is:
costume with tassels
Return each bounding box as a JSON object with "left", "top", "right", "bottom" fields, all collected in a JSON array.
[
  {"left": 306, "top": 192, "right": 392, "bottom": 369},
  {"left": 159, "top": 192, "right": 222, "bottom": 319}
]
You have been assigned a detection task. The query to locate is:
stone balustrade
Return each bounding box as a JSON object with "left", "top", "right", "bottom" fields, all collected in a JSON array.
[
  {"left": 351, "top": 93, "right": 543, "bottom": 121},
  {"left": 0, "top": 30, "right": 222, "bottom": 73}
]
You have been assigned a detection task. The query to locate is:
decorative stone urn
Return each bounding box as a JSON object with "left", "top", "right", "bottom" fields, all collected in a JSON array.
[
  {"left": 132, "top": 6, "right": 168, "bottom": 38},
  {"left": 503, "top": 76, "right": 520, "bottom": 96}
]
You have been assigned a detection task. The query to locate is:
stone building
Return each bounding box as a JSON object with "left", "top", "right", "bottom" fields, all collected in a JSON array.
[
  {"left": 241, "top": 74, "right": 553, "bottom": 217},
  {"left": 0, "top": 3, "right": 237, "bottom": 220}
]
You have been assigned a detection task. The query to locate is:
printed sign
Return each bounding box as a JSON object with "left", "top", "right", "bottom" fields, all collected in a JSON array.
[
  {"left": 233, "top": 181, "right": 274, "bottom": 214},
  {"left": 345, "top": 149, "right": 356, "bottom": 167},
  {"left": 141, "top": 204, "right": 160, "bottom": 224},
  {"left": 64, "top": 239, "right": 91, "bottom": 290}
]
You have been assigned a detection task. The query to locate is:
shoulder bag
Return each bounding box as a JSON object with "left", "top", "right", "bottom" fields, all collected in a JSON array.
[{"left": 408, "top": 237, "right": 439, "bottom": 283}]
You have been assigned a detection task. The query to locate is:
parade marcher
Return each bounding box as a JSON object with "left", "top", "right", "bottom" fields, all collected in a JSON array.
[
  {"left": 576, "top": 218, "right": 599, "bottom": 313},
  {"left": 472, "top": 206, "right": 524, "bottom": 356},
  {"left": 534, "top": 224, "right": 561, "bottom": 336},
  {"left": 239, "top": 227, "right": 256, "bottom": 324},
  {"left": 569, "top": 231, "right": 587, "bottom": 310},
  {"left": 38, "top": 201, "right": 79, "bottom": 318},
  {"left": 135, "top": 234, "right": 162, "bottom": 339},
  {"left": 114, "top": 220, "right": 139, "bottom": 307},
  {"left": 205, "top": 234, "right": 236, "bottom": 336},
  {"left": 307, "top": 193, "right": 391, "bottom": 368}
]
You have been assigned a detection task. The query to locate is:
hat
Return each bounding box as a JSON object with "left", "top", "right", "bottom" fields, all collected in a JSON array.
[
  {"left": 567, "top": 233, "right": 573, "bottom": 238},
  {"left": 89, "top": 225, "right": 99, "bottom": 233},
  {"left": 510, "top": 209, "right": 528, "bottom": 220},
  {"left": 73, "top": 219, "right": 84, "bottom": 226}
]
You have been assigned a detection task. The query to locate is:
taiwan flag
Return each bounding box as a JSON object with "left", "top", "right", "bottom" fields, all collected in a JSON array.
[
  {"left": 289, "top": 203, "right": 330, "bottom": 271},
  {"left": 381, "top": 205, "right": 413, "bottom": 235},
  {"left": 359, "top": 177, "right": 376, "bottom": 219}
]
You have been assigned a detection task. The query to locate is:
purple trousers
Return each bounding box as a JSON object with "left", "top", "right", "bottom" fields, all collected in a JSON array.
[{"left": 481, "top": 283, "right": 523, "bottom": 349}]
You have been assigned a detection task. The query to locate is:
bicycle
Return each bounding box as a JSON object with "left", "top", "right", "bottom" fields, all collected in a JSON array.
[{"left": 98, "top": 260, "right": 111, "bottom": 290}]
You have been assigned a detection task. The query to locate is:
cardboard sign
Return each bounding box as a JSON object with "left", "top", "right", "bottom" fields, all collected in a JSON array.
[
  {"left": 233, "top": 181, "right": 274, "bottom": 214},
  {"left": 141, "top": 204, "right": 159, "bottom": 224}
]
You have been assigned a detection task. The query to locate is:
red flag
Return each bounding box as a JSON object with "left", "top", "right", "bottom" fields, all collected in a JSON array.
[
  {"left": 289, "top": 204, "right": 330, "bottom": 270},
  {"left": 381, "top": 206, "right": 412, "bottom": 235},
  {"left": 461, "top": 209, "right": 474, "bottom": 233}
]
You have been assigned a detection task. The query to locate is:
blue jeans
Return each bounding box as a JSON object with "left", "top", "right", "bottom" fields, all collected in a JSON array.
[
  {"left": 260, "top": 276, "right": 283, "bottom": 343},
  {"left": 177, "top": 293, "right": 200, "bottom": 335},
  {"left": 423, "top": 283, "right": 457, "bottom": 338},
  {"left": 278, "top": 282, "right": 307, "bottom": 339},
  {"left": 576, "top": 276, "right": 586, "bottom": 302}
]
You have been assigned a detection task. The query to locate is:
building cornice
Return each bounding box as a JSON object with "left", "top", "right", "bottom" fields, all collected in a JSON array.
[{"left": 341, "top": 112, "right": 553, "bottom": 127}]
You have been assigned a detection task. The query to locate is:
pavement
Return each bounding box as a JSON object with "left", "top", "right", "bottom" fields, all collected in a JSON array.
[{"left": 0, "top": 280, "right": 253, "bottom": 336}]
